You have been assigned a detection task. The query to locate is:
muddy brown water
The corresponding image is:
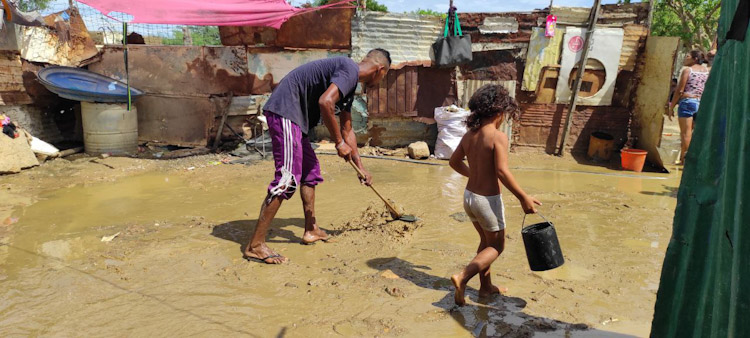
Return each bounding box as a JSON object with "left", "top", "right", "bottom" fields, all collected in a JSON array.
[{"left": 0, "top": 154, "right": 680, "bottom": 337}]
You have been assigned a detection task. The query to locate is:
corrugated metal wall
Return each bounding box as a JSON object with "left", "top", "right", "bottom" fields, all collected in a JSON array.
[{"left": 351, "top": 12, "right": 442, "bottom": 66}]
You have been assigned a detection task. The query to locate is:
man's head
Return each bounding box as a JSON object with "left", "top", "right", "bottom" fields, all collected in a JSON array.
[{"left": 361, "top": 48, "right": 391, "bottom": 86}]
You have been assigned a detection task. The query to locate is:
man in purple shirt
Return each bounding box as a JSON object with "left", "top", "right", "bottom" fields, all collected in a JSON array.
[{"left": 244, "top": 49, "right": 392, "bottom": 264}]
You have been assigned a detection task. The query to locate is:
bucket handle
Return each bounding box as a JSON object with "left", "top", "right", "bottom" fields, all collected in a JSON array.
[{"left": 522, "top": 212, "right": 551, "bottom": 228}]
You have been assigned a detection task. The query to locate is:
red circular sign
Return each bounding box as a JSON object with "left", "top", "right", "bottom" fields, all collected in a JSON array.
[{"left": 568, "top": 36, "right": 584, "bottom": 52}]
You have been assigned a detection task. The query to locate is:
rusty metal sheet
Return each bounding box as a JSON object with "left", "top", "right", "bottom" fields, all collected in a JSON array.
[
  {"left": 351, "top": 12, "right": 443, "bottom": 66},
  {"left": 458, "top": 50, "right": 518, "bottom": 81},
  {"left": 247, "top": 50, "right": 348, "bottom": 94},
  {"left": 367, "top": 66, "right": 456, "bottom": 118},
  {"left": 219, "top": 26, "right": 277, "bottom": 46},
  {"left": 18, "top": 8, "right": 98, "bottom": 66},
  {"left": 365, "top": 118, "right": 438, "bottom": 148},
  {"left": 276, "top": 8, "right": 353, "bottom": 49},
  {"left": 89, "top": 46, "right": 251, "bottom": 97},
  {"left": 0, "top": 51, "right": 31, "bottom": 105},
  {"left": 135, "top": 95, "right": 218, "bottom": 147},
  {"left": 219, "top": 8, "right": 352, "bottom": 48}
]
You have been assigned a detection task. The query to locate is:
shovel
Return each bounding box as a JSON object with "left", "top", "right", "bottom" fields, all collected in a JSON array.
[{"left": 348, "top": 159, "right": 418, "bottom": 222}]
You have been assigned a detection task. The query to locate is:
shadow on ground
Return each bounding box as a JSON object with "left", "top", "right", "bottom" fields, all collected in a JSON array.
[
  {"left": 641, "top": 185, "right": 679, "bottom": 198},
  {"left": 367, "top": 257, "right": 634, "bottom": 337},
  {"left": 211, "top": 218, "right": 313, "bottom": 254}
]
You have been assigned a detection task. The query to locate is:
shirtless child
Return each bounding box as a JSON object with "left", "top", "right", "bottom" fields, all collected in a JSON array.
[{"left": 448, "top": 84, "right": 541, "bottom": 306}]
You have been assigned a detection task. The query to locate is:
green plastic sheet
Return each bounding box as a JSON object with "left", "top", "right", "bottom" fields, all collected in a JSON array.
[{"left": 651, "top": 0, "right": 750, "bottom": 337}]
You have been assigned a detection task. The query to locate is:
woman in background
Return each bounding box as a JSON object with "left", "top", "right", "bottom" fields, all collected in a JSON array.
[{"left": 668, "top": 50, "right": 708, "bottom": 165}]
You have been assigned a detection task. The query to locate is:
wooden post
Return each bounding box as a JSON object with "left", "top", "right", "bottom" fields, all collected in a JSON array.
[
  {"left": 182, "top": 26, "right": 193, "bottom": 45},
  {"left": 556, "top": 0, "right": 601, "bottom": 156}
]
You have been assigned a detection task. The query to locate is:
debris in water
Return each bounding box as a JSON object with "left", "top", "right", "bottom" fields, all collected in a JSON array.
[
  {"left": 450, "top": 212, "right": 469, "bottom": 223},
  {"left": 101, "top": 232, "right": 120, "bottom": 242}
]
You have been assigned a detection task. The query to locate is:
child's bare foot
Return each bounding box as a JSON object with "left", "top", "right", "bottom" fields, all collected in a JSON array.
[
  {"left": 244, "top": 243, "right": 287, "bottom": 264},
  {"left": 302, "top": 227, "right": 329, "bottom": 244},
  {"left": 478, "top": 284, "right": 508, "bottom": 298},
  {"left": 451, "top": 274, "right": 466, "bottom": 306}
]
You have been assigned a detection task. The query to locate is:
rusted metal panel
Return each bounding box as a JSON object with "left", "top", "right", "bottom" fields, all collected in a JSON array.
[
  {"left": 458, "top": 50, "right": 518, "bottom": 81},
  {"left": 275, "top": 8, "right": 353, "bottom": 49},
  {"left": 135, "top": 95, "right": 218, "bottom": 147},
  {"left": 18, "top": 8, "right": 98, "bottom": 66},
  {"left": 367, "top": 66, "right": 456, "bottom": 118},
  {"left": 220, "top": 8, "right": 353, "bottom": 48},
  {"left": 89, "top": 46, "right": 251, "bottom": 97},
  {"left": 247, "top": 50, "right": 348, "bottom": 94},
  {"left": 351, "top": 12, "right": 443, "bottom": 66},
  {"left": 366, "top": 118, "right": 438, "bottom": 148},
  {"left": 220, "top": 26, "right": 277, "bottom": 46},
  {"left": 0, "top": 51, "right": 31, "bottom": 105},
  {"left": 516, "top": 103, "right": 630, "bottom": 153}
]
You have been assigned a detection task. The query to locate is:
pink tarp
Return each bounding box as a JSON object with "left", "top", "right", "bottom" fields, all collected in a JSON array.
[{"left": 76, "top": 0, "right": 342, "bottom": 29}]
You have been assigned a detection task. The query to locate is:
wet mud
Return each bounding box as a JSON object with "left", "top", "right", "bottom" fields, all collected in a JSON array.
[{"left": 0, "top": 152, "right": 679, "bottom": 337}]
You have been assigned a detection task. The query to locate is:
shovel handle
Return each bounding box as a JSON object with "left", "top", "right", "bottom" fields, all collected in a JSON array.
[{"left": 348, "top": 160, "right": 402, "bottom": 218}]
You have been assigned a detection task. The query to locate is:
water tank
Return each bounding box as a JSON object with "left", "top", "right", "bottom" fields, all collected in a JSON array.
[{"left": 81, "top": 102, "right": 138, "bottom": 155}]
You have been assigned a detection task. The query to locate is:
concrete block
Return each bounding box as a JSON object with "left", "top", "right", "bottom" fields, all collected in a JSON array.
[{"left": 407, "top": 141, "right": 430, "bottom": 159}]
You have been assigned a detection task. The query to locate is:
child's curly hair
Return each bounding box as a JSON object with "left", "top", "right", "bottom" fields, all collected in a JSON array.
[{"left": 466, "top": 84, "right": 519, "bottom": 131}]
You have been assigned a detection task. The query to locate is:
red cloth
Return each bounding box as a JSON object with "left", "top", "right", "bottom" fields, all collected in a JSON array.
[{"left": 77, "top": 0, "right": 307, "bottom": 28}]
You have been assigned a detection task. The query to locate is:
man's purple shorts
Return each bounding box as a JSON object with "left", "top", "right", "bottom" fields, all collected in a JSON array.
[{"left": 265, "top": 111, "right": 324, "bottom": 200}]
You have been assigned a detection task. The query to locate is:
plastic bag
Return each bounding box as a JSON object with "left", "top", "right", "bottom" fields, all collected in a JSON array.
[{"left": 434, "top": 105, "right": 470, "bottom": 159}]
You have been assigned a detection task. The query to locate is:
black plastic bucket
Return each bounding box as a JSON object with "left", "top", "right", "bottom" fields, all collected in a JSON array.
[{"left": 521, "top": 214, "right": 564, "bottom": 271}]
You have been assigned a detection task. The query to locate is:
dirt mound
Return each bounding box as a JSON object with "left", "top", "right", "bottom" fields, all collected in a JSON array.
[{"left": 330, "top": 204, "right": 421, "bottom": 243}]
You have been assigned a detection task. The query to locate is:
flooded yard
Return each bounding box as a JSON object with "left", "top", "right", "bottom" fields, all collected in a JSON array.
[{"left": 0, "top": 152, "right": 679, "bottom": 337}]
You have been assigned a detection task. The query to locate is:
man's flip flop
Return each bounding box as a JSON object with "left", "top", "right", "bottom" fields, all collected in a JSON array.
[{"left": 243, "top": 254, "right": 285, "bottom": 264}]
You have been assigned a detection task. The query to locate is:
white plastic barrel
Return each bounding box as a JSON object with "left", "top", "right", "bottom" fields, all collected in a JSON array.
[{"left": 81, "top": 102, "right": 138, "bottom": 155}]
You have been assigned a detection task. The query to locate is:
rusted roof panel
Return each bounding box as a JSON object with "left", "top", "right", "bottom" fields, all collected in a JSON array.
[
  {"left": 351, "top": 12, "right": 443, "bottom": 66},
  {"left": 89, "top": 46, "right": 251, "bottom": 97}
]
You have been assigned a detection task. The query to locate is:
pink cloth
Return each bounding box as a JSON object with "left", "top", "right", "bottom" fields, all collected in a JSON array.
[{"left": 77, "top": 0, "right": 309, "bottom": 28}]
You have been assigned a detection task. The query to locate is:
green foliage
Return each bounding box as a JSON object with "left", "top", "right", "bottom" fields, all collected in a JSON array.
[
  {"left": 650, "top": 0, "right": 721, "bottom": 51},
  {"left": 162, "top": 26, "right": 221, "bottom": 46},
  {"left": 312, "top": 0, "right": 387, "bottom": 12},
  {"left": 16, "top": 0, "right": 51, "bottom": 11},
  {"left": 410, "top": 8, "right": 447, "bottom": 20}
]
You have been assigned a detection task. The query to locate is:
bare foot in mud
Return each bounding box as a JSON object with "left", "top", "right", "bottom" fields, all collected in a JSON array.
[
  {"left": 302, "top": 227, "right": 330, "bottom": 244},
  {"left": 451, "top": 274, "right": 466, "bottom": 306},
  {"left": 244, "top": 243, "right": 287, "bottom": 264},
  {"left": 478, "top": 284, "right": 508, "bottom": 298}
]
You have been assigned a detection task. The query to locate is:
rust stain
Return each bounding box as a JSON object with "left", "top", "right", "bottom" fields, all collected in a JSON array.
[{"left": 459, "top": 50, "right": 518, "bottom": 81}]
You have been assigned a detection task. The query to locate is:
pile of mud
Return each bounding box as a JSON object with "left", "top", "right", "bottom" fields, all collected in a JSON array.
[{"left": 329, "top": 203, "right": 422, "bottom": 244}]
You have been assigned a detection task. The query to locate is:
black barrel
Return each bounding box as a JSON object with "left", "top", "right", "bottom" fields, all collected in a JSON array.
[{"left": 521, "top": 221, "right": 564, "bottom": 271}]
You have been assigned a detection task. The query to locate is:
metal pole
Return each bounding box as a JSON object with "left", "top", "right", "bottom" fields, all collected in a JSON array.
[
  {"left": 556, "top": 0, "right": 601, "bottom": 156},
  {"left": 123, "top": 22, "right": 131, "bottom": 111}
]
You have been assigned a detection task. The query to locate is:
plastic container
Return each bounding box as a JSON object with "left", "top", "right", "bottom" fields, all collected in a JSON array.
[
  {"left": 621, "top": 148, "right": 648, "bottom": 172},
  {"left": 81, "top": 102, "right": 138, "bottom": 155},
  {"left": 587, "top": 131, "right": 614, "bottom": 161},
  {"left": 521, "top": 214, "right": 565, "bottom": 271}
]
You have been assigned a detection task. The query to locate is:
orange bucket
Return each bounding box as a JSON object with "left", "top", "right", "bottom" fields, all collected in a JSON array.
[{"left": 621, "top": 149, "right": 647, "bottom": 172}]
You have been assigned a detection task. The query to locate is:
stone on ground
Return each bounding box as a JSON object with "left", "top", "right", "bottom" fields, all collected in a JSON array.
[{"left": 407, "top": 141, "right": 430, "bottom": 159}]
